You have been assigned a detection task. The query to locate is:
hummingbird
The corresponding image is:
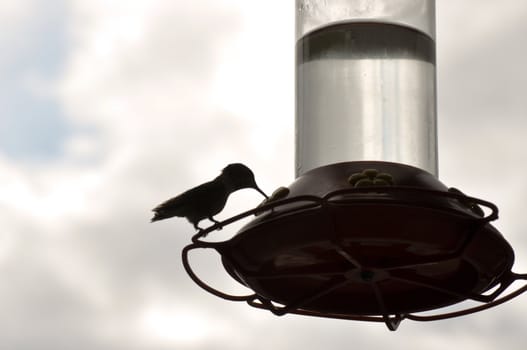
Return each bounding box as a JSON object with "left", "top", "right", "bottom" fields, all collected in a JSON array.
[{"left": 151, "top": 163, "right": 268, "bottom": 230}]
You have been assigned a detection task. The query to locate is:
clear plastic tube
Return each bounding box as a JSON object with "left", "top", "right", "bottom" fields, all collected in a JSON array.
[{"left": 295, "top": 0, "right": 437, "bottom": 177}]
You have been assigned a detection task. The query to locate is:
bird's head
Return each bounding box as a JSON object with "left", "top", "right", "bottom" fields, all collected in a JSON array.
[{"left": 221, "top": 163, "right": 268, "bottom": 198}]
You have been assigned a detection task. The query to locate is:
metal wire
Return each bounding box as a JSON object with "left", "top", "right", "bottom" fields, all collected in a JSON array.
[{"left": 180, "top": 187, "right": 523, "bottom": 330}]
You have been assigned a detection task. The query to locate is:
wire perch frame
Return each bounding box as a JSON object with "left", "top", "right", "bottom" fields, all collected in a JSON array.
[{"left": 181, "top": 187, "right": 527, "bottom": 331}]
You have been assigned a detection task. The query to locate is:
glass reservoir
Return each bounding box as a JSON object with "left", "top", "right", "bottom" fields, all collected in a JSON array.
[{"left": 295, "top": 0, "right": 437, "bottom": 177}]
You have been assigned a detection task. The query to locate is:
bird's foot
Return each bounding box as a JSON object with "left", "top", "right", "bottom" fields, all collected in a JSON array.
[
  {"left": 209, "top": 217, "right": 223, "bottom": 230},
  {"left": 194, "top": 225, "right": 209, "bottom": 237},
  {"left": 197, "top": 229, "right": 208, "bottom": 237}
]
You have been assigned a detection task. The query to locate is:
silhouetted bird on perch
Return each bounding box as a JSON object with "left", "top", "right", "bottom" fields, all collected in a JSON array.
[{"left": 151, "top": 163, "right": 268, "bottom": 231}]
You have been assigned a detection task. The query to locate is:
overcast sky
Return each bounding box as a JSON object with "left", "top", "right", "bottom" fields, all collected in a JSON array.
[{"left": 1, "top": 0, "right": 527, "bottom": 349}]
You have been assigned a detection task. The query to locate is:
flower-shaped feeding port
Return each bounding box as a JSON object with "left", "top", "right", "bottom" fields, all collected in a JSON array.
[
  {"left": 182, "top": 161, "right": 527, "bottom": 331},
  {"left": 348, "top": 169, "right": 395, "bottom": 187}
]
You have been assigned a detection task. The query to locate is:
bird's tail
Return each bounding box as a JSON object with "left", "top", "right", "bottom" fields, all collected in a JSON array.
[
  {"left": 150, "top": 209, "right": 169, "bottom": 222},
  {"left": 150, "top": 213, "right": 161, "bottom": 222},
  {"left": 150, "top": 201, "right": 181, "bottom": 222}
]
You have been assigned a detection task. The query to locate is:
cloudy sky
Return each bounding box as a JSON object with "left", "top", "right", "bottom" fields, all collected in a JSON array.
[{"left": 1, "top": 0, "right": 527, "bottom": 349}]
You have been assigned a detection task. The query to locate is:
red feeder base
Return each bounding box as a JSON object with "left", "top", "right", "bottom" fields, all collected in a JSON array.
[{"left": 182, "top": 162, "right": 523, "bottom": 330}]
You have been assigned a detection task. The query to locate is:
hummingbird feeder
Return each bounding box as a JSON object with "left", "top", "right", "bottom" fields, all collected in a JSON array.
[{"left": 181, "top": 0, "right": 527, "bottom": 330}]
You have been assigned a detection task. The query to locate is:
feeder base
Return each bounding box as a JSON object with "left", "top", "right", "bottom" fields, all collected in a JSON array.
[{"left": 220, "top": 162, "right": 514, "bottom": 316}]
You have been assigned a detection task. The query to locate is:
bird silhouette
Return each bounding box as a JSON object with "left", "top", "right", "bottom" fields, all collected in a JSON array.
[{"left": 151, "top": 163, "right": 268, "bottom": 231}]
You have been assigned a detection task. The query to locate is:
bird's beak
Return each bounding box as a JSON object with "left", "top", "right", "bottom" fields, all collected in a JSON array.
[{"left": 255, "top": 186, "right": 268, "bottom": 199}]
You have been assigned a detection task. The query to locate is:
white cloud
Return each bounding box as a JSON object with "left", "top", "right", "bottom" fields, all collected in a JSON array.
[
  {"left": 2, "top": 1, "right": 527, "bottom": 349},
  {"left": 0, "top": 1, "right": 32, "bottom": 32},
  {"left": 137, "top": 301, "right": 237, "bottom": 346}
]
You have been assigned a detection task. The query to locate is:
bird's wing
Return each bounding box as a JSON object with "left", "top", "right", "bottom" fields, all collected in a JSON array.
[
  {"left": 152, "top": 186, "right": 202, "bottom": 217},
  {"left": 151, "top": 180, "right": 227, "bottom": 222}
]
